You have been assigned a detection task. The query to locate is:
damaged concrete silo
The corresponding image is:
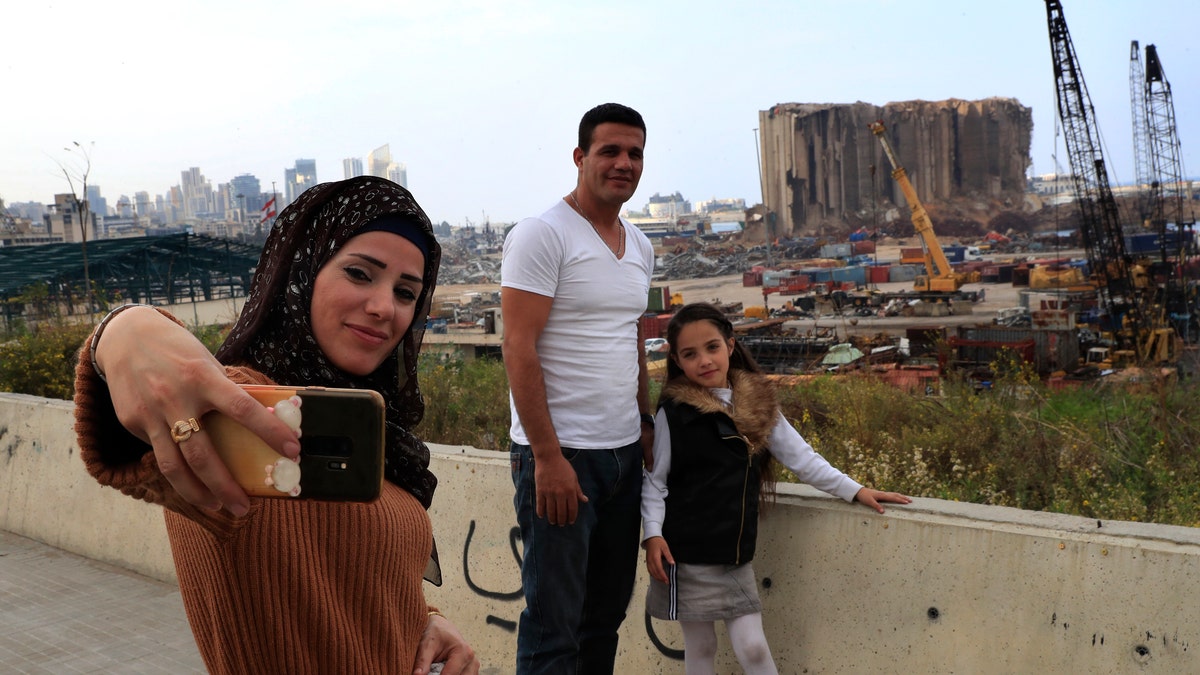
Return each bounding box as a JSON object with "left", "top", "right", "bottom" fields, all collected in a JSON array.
[{"left": 757, "top": 98, "right": 1032, "bottom": 236}]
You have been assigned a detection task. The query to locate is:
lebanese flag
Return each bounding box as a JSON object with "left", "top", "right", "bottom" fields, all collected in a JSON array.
[{"left": 260, "top": 196, "right": 277, "bottom": 224}]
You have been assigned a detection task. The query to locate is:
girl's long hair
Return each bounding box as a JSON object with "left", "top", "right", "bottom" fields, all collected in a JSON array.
[
  {"left": 661, "top": 302, "right": 778, "bottom": 509},
  {"left": 663, "top": 303, "right": 762, "bottom": 383}
]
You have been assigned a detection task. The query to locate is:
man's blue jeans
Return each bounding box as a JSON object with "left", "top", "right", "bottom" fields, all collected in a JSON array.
[{"left": 511, "top": 441, "right": 644, "bottom": 675}]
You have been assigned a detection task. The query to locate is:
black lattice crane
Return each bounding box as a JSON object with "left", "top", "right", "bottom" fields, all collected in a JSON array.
[
  {"left": 1142, "top": 43, "right": 1198, "bottom": 340},
  {"left": 1143, "top": 45, "right": 1192, "bottom": 253},
  {"left": 1128, "top": 41, "right": 1154, "bottom": 228},
  {"left": 1045, "top": 0, "right": 1172, "bottom": 364}
]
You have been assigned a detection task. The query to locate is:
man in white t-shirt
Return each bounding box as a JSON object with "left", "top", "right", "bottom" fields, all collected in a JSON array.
[{"left": 501, "top": 103, "right": 655, "bottom": 674}]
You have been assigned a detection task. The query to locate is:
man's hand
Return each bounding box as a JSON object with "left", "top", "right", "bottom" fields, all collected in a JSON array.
[{"left": 534, "top": 452, "right": 588, "bottom": 526}]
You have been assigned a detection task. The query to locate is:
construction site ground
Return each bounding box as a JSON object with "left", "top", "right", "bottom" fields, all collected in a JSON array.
[{"left": 433, "top": 244, "right": 1063, "bottom": 343}]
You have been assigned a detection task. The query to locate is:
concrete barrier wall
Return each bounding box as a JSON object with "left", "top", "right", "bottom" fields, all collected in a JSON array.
[{"left": 3, "top": 392, "right": 1199, "bottom": 673}]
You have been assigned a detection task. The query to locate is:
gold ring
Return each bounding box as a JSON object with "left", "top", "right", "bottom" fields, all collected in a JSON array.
[{"left": 170, "top": 418, "right": 201, "bottom": 443}]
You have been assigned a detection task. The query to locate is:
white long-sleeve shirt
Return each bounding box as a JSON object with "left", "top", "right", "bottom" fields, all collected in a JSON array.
[{"left": 641, "top": 386, "right": 863, "bottom": 542}]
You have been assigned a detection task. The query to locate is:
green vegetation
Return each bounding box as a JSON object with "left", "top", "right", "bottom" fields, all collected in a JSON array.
[
  {"left": 3, "top": 322, "right": 1198, "bottom": 527},
  {"left": 0, "top": 321, "right": 93, "bottom": 400},
  {"left": 0, "top": 319, "right": 229, "bottom": 401},
  {"left": 416, "top": 356, "right": 513, "bottom": 451}
]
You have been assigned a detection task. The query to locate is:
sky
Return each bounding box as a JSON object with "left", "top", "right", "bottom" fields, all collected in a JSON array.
[{"left": 3, "top": 0, "right": 1197, "bottom": 226}]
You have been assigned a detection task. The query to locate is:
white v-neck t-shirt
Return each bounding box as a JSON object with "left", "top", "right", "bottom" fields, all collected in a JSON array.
[{"left": 501, "top": 198, "right": 655, "bottom": 448}]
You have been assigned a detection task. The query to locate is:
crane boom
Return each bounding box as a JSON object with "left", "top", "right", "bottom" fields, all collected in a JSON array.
[
  {"left": 1129, "top": 40, "right": 1153, "bottom": 226},
  {"left": 1144, "top": 44, "right": 1189, "bottom": 246},
  {"left": 868, "top": 121, "right": 967, "bottom": 293},
  {"left": 1045, "top": 0, "right": 1153, "bottom": 348},
  {"left": 1142, "top": 43, "right": 1197, "bottom": 341},
  {"left": 1046, "top": 0, "right": 1177, "bottom": 365}
]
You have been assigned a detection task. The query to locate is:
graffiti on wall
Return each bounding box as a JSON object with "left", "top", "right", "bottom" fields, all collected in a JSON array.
[{"left": 459, "top": 519, "right": 685, "bottom": 660}]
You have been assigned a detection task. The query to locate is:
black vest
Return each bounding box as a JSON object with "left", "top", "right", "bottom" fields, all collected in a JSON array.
[{"left": 660, "top": 398, "right": 768, "bottom": 565}]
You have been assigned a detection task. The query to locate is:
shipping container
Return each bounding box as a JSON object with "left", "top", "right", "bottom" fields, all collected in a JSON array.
[
  {"left": 1031, "top": 309, "right": 1076, "bottom": 331},
  {"left": 880, "top": 366, "right": 942, "bottom": 396},
  {"left": 942, "top": 245, "right": 966, "bottom": 263},
  {"left": 889, "top": 264, "right": 921, "bottom": 282},
  {"left": 647, "top": 286, "right": 671, "bottom": 312},
  {"left": 867, "top": 265, "right": 892, "bottom": 284},
  {"left": 763, "top": 269, "right": 798, "bottom": 287},
  {"left": 955, "top": 326, "right": 1080, "bottom": 374},
  {"left": 639, "top": 313, "right": 662, "bottom": 339},
  {"left": 819, "top": 243, "right": 853, "bottom": 259},
  {"left": 743, "top": 270, "right": 763, "bottom": 287},
  {"left": 900, "top": 247, "right": 926, "bottom": 264},
  {"left": 994, "top": 263, "right": 1019, "bottom": 284},
  {"left": 796, "top": 267, "right": 830, "bottom": 283},
  {"left": 852, "top": 240, "right": 877, "bottom": 255},
  {"left": 832, "top": 266, "right": 866, "bottom": 286},
  {"left": 905, "top": 326, "right": 947, "bottom": 357},
  {"left": 1125, "top": 230, "right": 1194, "bottom": 255},
  {"left": 781, "top": 274, "right": 811, "bottom": 291}
]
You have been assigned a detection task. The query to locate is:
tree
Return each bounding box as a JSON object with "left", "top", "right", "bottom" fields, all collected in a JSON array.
[{"left": 55, "top": 141, "right": 95, "bottom": 313}]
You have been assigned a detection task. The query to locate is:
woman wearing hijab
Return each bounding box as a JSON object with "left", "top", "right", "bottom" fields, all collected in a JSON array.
[{"left": 74, "top": 177, "right": 479, "bottom": 674}]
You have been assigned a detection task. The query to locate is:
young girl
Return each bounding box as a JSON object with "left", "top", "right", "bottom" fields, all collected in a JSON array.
[{"left": 641, "top": 302, "right": 910, "bottom": 674}]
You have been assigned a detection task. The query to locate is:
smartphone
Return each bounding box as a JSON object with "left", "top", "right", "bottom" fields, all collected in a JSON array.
[{"left": 204, "top": 385, "right": 386, "bottom": 502}]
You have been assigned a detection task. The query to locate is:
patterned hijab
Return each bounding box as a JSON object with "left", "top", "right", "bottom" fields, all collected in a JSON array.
[{"left": 215, "top": 176, "right": 441, "bottom": 508}]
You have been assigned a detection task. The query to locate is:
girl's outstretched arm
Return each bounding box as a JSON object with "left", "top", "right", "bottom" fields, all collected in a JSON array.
[{"left": 853, "top": 487, "right": 912, "bottom": 514}]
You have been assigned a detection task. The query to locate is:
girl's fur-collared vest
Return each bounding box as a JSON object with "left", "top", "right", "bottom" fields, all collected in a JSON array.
[{"left": 658, "top": 369, "right": 778, "bottom": 566}]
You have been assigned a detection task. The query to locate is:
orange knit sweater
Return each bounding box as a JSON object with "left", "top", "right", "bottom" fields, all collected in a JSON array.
[{"left": 74, "top": 323, "right": 435, "bottom": 674}]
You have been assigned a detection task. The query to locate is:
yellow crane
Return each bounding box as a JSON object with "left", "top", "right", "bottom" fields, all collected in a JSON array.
[{"left": 869, "top": 121, "right": 973, "bottom": 293}]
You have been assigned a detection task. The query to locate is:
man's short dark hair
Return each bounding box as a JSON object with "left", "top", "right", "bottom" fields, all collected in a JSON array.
[{"left": 578, "top": 103, "right": 646, "bottom": 154}]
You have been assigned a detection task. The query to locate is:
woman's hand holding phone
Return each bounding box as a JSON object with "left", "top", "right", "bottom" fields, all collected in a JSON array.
[{"left": 94, "top": 306, "right": 300, "bottom": 516}]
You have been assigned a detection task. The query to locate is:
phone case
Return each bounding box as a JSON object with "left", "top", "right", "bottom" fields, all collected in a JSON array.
[{"left": 204, "top": 385, "right": 386, "bottom": 501}]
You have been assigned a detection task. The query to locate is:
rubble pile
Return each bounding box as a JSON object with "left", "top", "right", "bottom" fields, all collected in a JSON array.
[
  {"left": 438, "top": 239, "right": 502, "bottom": 285},
  {"left": 654, "top": 237, "right": 826, "bottom": 281},
  {"left": 439, "top": 257, "right": 501, "bottom": 285}
]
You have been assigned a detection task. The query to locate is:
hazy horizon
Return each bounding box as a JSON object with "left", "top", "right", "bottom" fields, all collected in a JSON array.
[{"left": 3, "top": 0, "right": 1196, "bottom": 226}]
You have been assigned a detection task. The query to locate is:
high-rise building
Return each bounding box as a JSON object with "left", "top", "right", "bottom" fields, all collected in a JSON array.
[
  {"left": 155, "top": 194, "right": 168, "bottom": 222},
  {"left": 343, "top": 157, "right": 363, "bottom": 179},
  {"left": 229, "top": 174, "right": 264, "bottom": 214},
  {"left": 368, "top": 145, "right": 407, "bottom": 187},
  {"left": 116, "top": 195, "right": 134, "bottom": 218},
  {"left": 284, "top": 159, "right": 317, "bottom": 208},
  {"left": 388, "top": 163, "right": 408, "bottom": 188},
  {"left": 646, "top": 192, "right": 691, "bottom": 218},
  {"left": 86, "top": 185, "right": 109, "bottom": 218},
  {"left": 134, "top": 191, "right": 152, "bottom": 216},
  {"left": 368, "top": 145, "right": 392, "bottom": 178},
  {"left": 180, "top": 167, "right": 215, "bottom": 218},
  {"left": 167, "top": 186, "right": 185, "bottom": 223},
  {"left": 46, "top": 193, "right": 98, "bottom": 243}
]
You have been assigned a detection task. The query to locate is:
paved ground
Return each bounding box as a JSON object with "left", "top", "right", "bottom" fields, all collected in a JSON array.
[{"left": 0, "top": 530, "right": 204, "bottom": 674}]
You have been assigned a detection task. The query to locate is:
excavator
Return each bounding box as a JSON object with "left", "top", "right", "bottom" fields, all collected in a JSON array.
[{"left": 869, "top": 121, "right": 977, "bottom": 294}]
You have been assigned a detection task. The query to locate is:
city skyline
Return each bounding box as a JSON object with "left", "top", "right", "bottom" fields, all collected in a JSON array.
[{"left": 3, "top": 1, "right": 1197, "bottom": 226}]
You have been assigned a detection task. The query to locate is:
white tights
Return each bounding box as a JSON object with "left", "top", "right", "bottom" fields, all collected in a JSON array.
[{"left": 680, "top": 613, "right": 778, "bottom": 675}]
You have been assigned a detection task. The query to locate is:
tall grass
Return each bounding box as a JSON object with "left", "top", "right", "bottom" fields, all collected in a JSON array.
[
  {"left": 415, "top": 356, "right": 513, "bottom": 451},
  {"left": 3, "top": 322, "right": 1198, "bottom": 526}
]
